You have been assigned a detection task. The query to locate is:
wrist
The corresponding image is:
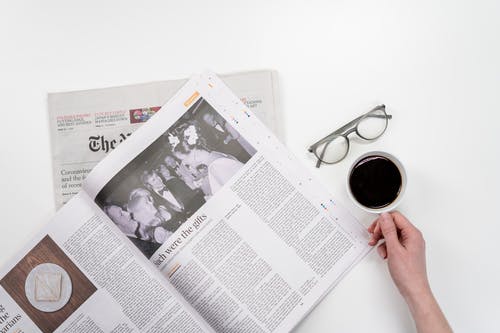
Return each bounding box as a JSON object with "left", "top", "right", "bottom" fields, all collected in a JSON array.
[
  {"left": 402, "top": 279, "right": 432, "bottom": 305},
  {"left": 404, "top": 283, "right": 435, "bottom": 315},
  {"left": 403, "top": 284, "right": 453, "bottom": 333}
]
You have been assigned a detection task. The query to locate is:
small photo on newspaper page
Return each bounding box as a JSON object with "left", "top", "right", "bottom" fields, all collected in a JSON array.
[
  {"left": 94, "top": 98, "right": 257, "bottom": 258},
  {"left": 0, "top": 235, "right": 97, "bottom": 333}
]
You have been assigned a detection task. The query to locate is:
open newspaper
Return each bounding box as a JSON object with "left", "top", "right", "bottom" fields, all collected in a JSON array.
[
  {"left": 48, "top": 70, "right": 281, "bottom": 209},
  {"left": 0, "top": 73, "right": 370, "bottom": 333}
]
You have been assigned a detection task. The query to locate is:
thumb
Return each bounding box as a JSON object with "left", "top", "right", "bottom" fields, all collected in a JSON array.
[{"left": 379, "top": 213, "right": 401, "bottom": 251}]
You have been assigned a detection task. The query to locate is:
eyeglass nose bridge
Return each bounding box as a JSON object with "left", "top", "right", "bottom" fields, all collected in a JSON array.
[{"left": 344, "top": 127, "right": 357, "bottom": 136}]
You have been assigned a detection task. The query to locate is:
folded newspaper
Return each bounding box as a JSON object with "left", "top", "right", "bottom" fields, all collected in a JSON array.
[
  {"left": 48, "top": 70, "right": 281, "bottom": 209},
  {"left": 0, "top": 72, "right": 370, "bottom": 333}
]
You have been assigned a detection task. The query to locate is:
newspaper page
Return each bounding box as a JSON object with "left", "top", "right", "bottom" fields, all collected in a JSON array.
[
  {"left": 48, "top": 70, "right": 280, "bottom": 209},
  {"left": 82, "top": 72, "right": 371, "bottom": 332},
  {"left": 0, "top": 192, "right": 214, "bottom": 333}
]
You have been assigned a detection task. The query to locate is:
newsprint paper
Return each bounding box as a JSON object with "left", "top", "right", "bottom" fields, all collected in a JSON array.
[
  {"left": 48, "top": 70, "right": 281, "bottom": 209},
  {"left": 0, "top": 73, "right": 370, "bottom": 333}
]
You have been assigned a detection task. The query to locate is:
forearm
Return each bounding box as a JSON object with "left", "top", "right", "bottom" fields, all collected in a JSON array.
[{"left": 405, "top": 288, "right": 452, "bottom": 333}]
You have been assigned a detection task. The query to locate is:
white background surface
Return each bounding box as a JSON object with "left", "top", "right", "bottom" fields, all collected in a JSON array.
[{"left": 0, "top": 1, "right": 499, "bottom": 332}]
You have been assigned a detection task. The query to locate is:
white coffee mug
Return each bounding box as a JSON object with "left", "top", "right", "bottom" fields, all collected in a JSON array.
[{"left": 346, "top": 151, "right": 407, "bottom": 214}]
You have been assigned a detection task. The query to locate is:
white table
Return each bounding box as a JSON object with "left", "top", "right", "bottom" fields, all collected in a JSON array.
[{"left": 1, "top": 1, "right": 498, "bottom": 331}]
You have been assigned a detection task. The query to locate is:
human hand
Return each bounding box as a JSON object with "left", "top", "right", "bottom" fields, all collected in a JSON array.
[
  {"left": 368, "top": 212, "right": 453, "bottom": 333},
  {"left": 368, "top": 212, "right": 430, "bottom": 300}
]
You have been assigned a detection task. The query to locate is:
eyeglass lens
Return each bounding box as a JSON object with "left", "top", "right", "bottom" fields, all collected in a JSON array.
[
  {"left": 356, "top": 108, "right": 388, "bottom": 140},
  {"left": 313, "top": 136, "right": 349, "bottom": 164}
]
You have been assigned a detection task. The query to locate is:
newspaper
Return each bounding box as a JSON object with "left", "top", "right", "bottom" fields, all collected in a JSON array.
[
  {"left": 0, "top": 73, "right": 370, "bottom": 333},
  {"left": 48, "top": 70, "right": 281, "bottom": 209}
]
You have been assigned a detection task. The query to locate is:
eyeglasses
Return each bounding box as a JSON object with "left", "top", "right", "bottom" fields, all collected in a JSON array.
[{"left": 308, "top": 104, "right": 392, "bottom": 168}]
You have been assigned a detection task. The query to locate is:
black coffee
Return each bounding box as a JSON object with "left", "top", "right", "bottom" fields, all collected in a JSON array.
[{"left": 349, "top": 155, "right": 402, "bottom": 209}]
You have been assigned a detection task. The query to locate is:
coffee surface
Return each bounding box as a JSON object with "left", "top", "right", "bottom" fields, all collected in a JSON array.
[{"left": 349, "top": 155, "right": 402, "bottom": 209}]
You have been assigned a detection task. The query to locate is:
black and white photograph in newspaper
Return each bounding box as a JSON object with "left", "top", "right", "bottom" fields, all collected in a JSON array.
[{"left": 95, "top": 98, "right": 257, "bottom": 258}]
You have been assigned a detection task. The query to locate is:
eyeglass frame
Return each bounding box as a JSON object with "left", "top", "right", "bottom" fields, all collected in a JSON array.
[{"left": 308, "top": 104, "right": 392, "bottom": 168}]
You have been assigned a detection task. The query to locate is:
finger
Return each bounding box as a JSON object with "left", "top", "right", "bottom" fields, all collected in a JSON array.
[
  {"left": 390, "top": 211, "right": 414, "bottom": 230},
  {"left": 390, "top": 211, "right": 422, "bottom": 244},
  {"left": 370, "top": 219, "right": 384, "bottom": 244},
  {"left": 368, "top": 234, "right": 378, "bottom": 246},
  {"left": 368, "top": 220, "right": 383, "bottom": 245},
  {"left": 377, "top": 243, "right": 387, "bottom": 259},
  {"left": 379, "top": 212, "right": 402, "bottom": 251},
  {"left": 367, "top": 220, "right": 378, "bottom": 233},
  {"left": 373, "top": 220, "right": 381, "bottom": 237}
]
